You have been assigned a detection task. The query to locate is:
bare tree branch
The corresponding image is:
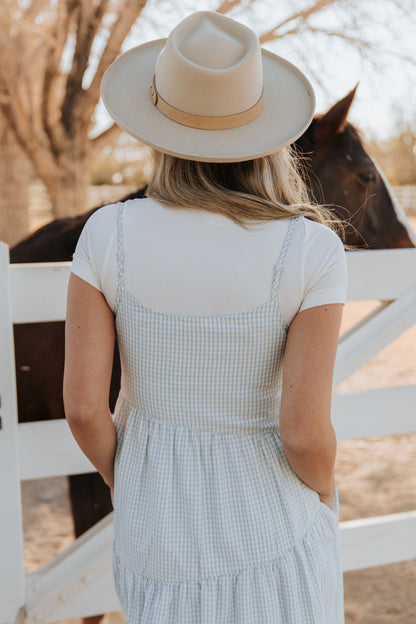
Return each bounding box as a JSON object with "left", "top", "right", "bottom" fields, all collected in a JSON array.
[
  {"left": 5, "top": 17, "right": 58, "bottom": 47},
  {"left": 387, "top": 0, "right": 416, "bottom": 22},
  {"left": 216, "top": 0, "right": 258, "bottom": 12},
  {"left": 0, "top": 77, "right": 59, "bottom": 178},
  {"left": 259, "top": 0, "right": 348, "bottom": 44},
  {"left": 42, "top": 0, "right": 79, "bottom": 151},
  {"left": 0, "top": 38, "right": 33, "bottom": 152},
  {"left": 216, "top": 0, "right": 244, "bottom": 14},
  {"left": 62, "top": 0, "right": 110, "bottom": 135},
  {"left": 22, "top": 0, "right": 49, "bottom": 23},
  {"left": 307, "top": 26, "right": 416, "bottom": 65},
  {"left": 91, "top": 122, "right": 123, "bottom": 153},
  {"left": 73, "top": 0, "right": 148, "bottom": 130}
]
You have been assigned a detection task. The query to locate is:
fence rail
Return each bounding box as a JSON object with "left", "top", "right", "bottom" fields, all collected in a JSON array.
[{"left": 1, "top": 244, "right": 416, "bottom": 624}]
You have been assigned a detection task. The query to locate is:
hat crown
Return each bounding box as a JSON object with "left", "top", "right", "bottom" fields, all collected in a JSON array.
[
  {"left": 178, "top": 17, "right": 245, "bottom": 70},
  {"left": 155, "top": 11, "right": 263, "bottom": 117}
]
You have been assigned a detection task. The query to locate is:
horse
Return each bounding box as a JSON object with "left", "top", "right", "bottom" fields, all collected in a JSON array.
[
  {"left": 10, "top": 87, "right": 415, "bottom": 606},
  {"left": 295, "top": 86, "right": 414, "bottom": 249}
]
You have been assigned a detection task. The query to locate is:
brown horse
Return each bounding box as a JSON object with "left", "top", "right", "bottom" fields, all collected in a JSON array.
[
  {"left": 10, "top": 87, "right": 415, "bottom": 579},
  {"left": 295, "top": 86, "right": 414, "bottom": 249}
]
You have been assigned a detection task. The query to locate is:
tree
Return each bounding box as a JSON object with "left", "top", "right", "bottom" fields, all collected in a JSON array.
[
  {"left": 0, "top": 0, "right": 148, "bottom": 225},
  {"left": 0, "top": 123, "right": 33, "bottom": 245}
]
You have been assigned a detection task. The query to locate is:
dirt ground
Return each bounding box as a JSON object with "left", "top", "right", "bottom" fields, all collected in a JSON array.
[{"left": 20, "top": 211, "right": 416, "bottom": 623}]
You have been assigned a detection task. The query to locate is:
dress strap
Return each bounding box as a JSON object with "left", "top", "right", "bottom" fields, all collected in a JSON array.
[
  {"left": 115, "top": 203, "right": 125, "bottom": 311},
  {"left": 117, "top": 202, "right": 125, "bottom": 280},
  {"left": 272, "top": 215, "right": 301, "bottom": 294}
]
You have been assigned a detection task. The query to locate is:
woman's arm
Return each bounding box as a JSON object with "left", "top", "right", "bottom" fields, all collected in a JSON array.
[
  {"left": 279, "top": 303, "right": 344, "bottom": 507},
  {"left": 63, "top": 273, "right": 117, "bottom": 490}
]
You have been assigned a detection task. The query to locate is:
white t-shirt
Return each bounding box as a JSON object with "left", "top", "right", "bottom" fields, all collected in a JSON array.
[{"left": 71, "top": 197, "right": 347, "bottom": 325}]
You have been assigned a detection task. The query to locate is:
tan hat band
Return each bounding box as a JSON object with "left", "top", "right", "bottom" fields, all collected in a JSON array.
[{"left": 150, "top": 76, "right": 263, "bottom": 130}]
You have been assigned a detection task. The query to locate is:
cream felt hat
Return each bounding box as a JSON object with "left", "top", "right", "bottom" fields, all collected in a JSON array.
[{"left": 101, "top": 11, "right": 315, "bottom": 163}]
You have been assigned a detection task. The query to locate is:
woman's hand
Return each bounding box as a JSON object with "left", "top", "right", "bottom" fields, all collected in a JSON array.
[
  {"left": 318, "top": 475, "right": 336, "bottom": 511},
  {"left": 319, "top": 489, "right": 335, "bottom": 511},
  {"left": 103, "top": 473, "right": 115, "bottom": 493}
]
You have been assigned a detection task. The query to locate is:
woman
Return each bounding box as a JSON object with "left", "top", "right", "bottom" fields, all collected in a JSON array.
[{"left": 64, "top": 11, "right": 347, "bottom": 624}]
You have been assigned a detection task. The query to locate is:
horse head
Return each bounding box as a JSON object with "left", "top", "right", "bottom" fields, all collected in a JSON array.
[{"left": 295, "top": 87, "right": 415, "bottom": 249}]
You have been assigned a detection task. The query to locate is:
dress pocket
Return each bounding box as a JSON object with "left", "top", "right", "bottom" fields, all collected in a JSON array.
[
  {"left": 318, "top": 486, "right": 339, "bottom": 525},
  {"left": 319, "top": 499, "right": 337, "bottom": 522}
]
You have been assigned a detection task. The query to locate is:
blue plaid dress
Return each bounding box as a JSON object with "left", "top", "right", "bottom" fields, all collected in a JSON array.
[{"left": 112, "top": 205, "right": 344, "bottom": 623}]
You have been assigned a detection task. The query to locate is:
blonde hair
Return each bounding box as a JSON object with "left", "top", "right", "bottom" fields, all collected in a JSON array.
[{"left": 146, "top": 147, "right": 347, "bottom": 242}]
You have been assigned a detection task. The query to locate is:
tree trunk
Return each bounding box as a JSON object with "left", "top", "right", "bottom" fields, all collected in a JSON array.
[
  {"left": 43, "top": 153, "right": 91, "bottom": 219},
  {"left": 0, "top": 124, "right": 33, "bottom": 246}
]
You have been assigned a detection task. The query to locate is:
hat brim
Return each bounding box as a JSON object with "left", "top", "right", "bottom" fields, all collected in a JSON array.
[{"left": 101, "top": 39, "right": 315, "bottom": 163}]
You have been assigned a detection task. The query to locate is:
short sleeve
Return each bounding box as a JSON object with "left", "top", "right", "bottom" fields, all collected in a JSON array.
[
  {"left": 299, "top": 219, "right": 348, "bottom": 313},
  {"left": 71, "top": 204, "right": 119, "bottom": 306},
  {"left": 71, "top": 216, "right": 101, "bottom": 290}
]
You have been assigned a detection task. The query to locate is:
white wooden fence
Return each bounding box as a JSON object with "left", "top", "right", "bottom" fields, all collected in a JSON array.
[{"left": 1, "top": 243, "right": 416, "bottom": 624}]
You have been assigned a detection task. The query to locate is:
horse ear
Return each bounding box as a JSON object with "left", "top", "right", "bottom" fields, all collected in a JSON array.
[{"left": 314, "top": 84, "right": 359, "bottom": 143}]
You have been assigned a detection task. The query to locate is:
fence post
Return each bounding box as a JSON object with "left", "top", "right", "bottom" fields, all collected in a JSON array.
[{"left": 0, "top": 243, "right": 25, "bottom": 624}]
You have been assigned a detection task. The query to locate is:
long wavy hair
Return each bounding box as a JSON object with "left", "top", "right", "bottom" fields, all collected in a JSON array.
[{"left": 146, "top": 147, "right": 347, "bottom": 243}]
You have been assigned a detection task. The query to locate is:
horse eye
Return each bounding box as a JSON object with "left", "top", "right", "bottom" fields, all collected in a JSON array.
[{"left": 357, "top": 171, "right": 376, "bottom": 185}]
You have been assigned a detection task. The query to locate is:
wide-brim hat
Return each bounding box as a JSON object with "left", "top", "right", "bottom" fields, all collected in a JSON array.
[{"left": 101, "top": 11, "right": 315, "bottom": 163}]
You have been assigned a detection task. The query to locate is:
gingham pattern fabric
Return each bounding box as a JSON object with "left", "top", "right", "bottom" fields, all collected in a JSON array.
[{"left": 112, "top": 204, "right": 344, "bottom": 623}]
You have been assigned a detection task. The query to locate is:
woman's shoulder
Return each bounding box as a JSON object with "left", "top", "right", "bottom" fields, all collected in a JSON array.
[
  {"left": 298, "top": 216, "right": 345, "bottom": 261},
  {"left": 301, "top": 215, "right": 343, "bottom": 243},
  {"left": 83, "top": 201, "right": 119, "bottom": 233},
  {"left": 84, "top": 196, "right": 153, "bottom": 232}
]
